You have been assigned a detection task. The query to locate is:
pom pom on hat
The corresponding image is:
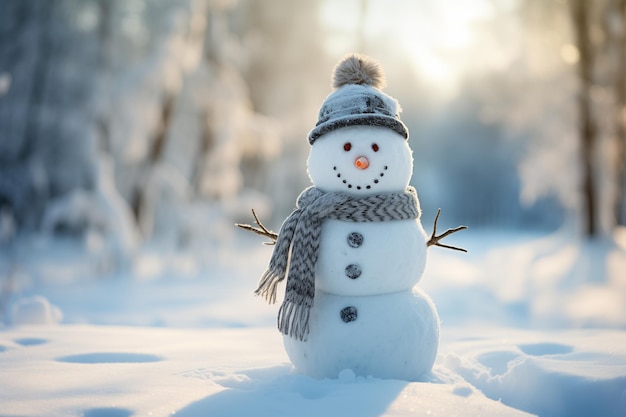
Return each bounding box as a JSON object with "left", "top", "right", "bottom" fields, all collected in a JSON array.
[
  {"left": 332, "top": 53, "right": 386, "bottom": 90},
  {"left": 308, "top": 53, "right": 408, "bottom": 144}
]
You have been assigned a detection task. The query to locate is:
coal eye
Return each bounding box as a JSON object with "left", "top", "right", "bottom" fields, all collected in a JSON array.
[
  {"left": 372, "top": 143, "right": 379, "bottom": 152},
  {"left": 343, "top": 142, "right": 352, "bottom": 151}
]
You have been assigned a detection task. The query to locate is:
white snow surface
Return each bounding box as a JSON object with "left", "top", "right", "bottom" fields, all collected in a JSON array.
[{"left": 1, "top": 229, "right": 626, "bottom": 417}]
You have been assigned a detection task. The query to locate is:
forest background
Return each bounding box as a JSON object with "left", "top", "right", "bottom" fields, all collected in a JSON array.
[{"left": 0, "top": 0, "right": 625, "bottom": 298}]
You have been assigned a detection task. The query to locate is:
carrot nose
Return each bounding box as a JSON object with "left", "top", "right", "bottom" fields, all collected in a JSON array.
[{"left": 355, "top": 156, "right": 369, "bottom": 170}]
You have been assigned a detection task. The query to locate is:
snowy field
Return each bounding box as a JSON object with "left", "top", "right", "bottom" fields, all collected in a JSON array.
[{"left": 1, "top": 229, "right": 626, "bottom": 417}]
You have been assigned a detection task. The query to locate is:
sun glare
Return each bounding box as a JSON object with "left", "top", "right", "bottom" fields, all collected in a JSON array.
[{"left": 320, "top": 0, "right": 498, "bottom": 93}]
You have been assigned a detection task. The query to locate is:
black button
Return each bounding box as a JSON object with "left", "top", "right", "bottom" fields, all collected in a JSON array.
[
  {"left": 345, "top": 264, "right": 361, "bottom": 279},
  {"left": 347, "top": 232, "right": 364, "bottom": 248},
  {"left": 340, "top": 306, "right": 358, "bottom": 323}
]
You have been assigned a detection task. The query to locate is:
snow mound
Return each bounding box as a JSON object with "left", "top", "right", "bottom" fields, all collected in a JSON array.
[
  {"left": 442, "top": 328, "right": 626, "bottom": 417},
  {"left": 10, "top": 295, "right": 63, "bottom": 325}
]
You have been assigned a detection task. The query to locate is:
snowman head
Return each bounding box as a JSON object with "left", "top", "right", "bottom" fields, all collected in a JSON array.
[
  {"left": 307, "top": 125, "right": 413, "bottom": 195},
  {"left": 306, "top": 53, "right": 412, "bottom": 195}
]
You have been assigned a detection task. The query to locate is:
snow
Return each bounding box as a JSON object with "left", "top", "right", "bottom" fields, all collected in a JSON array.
[
  {"left": 442, "top": 327, "right": 626, "bottom": 417},
  {"left": 1, "top": 229, "right": 626, "bottom": 417},
  {"left": 9, "top": 295, "right": 62, "bottom": 326},
  {"left": 0, "top": 325, "right": 535, "bottom": 417}
]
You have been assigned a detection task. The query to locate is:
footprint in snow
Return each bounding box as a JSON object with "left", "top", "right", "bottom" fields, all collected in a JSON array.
[
  {"left": 56, "top": 352, "right": 162, "bottom": 364},
  {"left": 452, "top": 384, "right": 473, "bottom": 397},
  {"left": 518, "top": 343, "right": 573, "bottom": 356},
  {"left": 15, "top": 337, "right": 48, "bottom": 346},
  {"left": 476, "top": 350, "right": 521, "bottom": 375},
  {"left": 82, "top": 407, "right": 134, "bottom": 417}
]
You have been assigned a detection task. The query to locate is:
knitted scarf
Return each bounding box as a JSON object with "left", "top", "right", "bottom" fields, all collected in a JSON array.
[{"left": 256, "top": 185, "right": 421, "bottom": 341}]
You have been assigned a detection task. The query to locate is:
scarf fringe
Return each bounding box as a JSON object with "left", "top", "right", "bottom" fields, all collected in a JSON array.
[
  {"left": 278, "top": 300, "right": 311, "bottom": 341},
  {"left": 255, "top": 268, "right": 284, "bottom": 304}
]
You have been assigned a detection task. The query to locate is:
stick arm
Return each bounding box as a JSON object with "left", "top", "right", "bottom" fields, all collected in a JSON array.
[
  {"left": 426, "top": 208, "right": 468, "bottom": 252},
  {"left": 235, "top": 209, "right": 278, "bottom": 245}
]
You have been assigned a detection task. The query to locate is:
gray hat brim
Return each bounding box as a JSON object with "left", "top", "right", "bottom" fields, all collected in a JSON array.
[{"left": 308, "top": 114, "right": 408, "bottom": 144}]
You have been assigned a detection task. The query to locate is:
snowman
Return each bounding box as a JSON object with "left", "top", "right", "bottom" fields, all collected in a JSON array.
[{"left": 238, "top": 54, "right": 465, "bottom": 380}]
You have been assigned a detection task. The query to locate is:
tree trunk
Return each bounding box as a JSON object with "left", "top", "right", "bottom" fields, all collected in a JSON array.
[
  {"left": 19, "top": 1, "right": 52, "bottom": 162},
  {"left": 615, "top": 0, "right": 626, "bottom": 226},
  {"left": 97, "top": 0, "right": 114, "bottom": 154},
  {"left": 191, "top": 109, "right": 214, "bottom": 196},
  {"left": 131, "top": 92, "right": 176, "bottom": 222},
  {"left": 570, "top": 0, "right": 599, "bottom": 237}
]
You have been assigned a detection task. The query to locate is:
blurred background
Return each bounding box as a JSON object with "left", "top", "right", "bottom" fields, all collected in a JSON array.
[{"left": 0, "top": 0, "right": 625, "bottom": 327}]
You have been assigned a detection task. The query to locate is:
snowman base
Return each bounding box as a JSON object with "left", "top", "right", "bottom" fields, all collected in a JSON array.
[{"left": 283, "top": 287, "right": 440, "bottom": 381}]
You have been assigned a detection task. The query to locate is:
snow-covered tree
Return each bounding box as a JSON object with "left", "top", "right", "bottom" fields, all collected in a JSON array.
[
  {"left": 0, "top": 0, "right": 100, "bottom": 231},
  {"left": 0, "top": 0, "right": 291, "bottom": 252},
  {"left": 237, "top": 0, "right": 332, "bottom": 219}
]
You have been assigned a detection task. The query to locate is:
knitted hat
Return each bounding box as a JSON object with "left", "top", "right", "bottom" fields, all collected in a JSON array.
[{"left": 308, "top": 53, "right": 408, "bottom": 144}]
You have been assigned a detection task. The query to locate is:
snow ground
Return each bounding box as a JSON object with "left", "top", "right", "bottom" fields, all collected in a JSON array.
[{"left": 1, "top": 229, "right": 626, "bottom": 417}]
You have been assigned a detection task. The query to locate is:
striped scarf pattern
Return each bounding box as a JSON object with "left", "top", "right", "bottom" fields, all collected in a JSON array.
[{"left": 256, "top": 185, "right": 421, "bottom": 341}]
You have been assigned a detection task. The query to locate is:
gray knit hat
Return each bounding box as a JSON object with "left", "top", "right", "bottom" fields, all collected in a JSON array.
[{"left": 308, "top": 54, "right": 408, "bottom": 144}]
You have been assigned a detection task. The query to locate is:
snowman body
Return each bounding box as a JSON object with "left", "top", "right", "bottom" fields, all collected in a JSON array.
[
  {"left": 283, "top": 126, "right": 440, "bottom": 380},
  {"left": 283, "top": 288, "right": 438, "bottom": 380},
  {"left": 315, "top": 218, "right": 426, "bottom": 295}
]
